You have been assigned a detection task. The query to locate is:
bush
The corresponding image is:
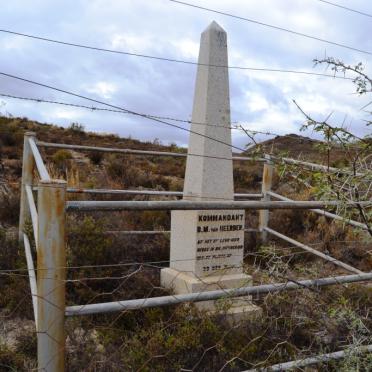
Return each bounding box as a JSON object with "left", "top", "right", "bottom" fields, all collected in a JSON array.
[
  {"left": 52, "top": 149, "right": 72, "bottom": 169},
  {"left": 0, "top": 189, "right": 20, "bottom": 225},
  {"left": 88, "top": 151, "right": 104, "bottom": 165},
  {"left": 107, "top": 156, "right": 145, "bottom": 187},
  {"left": 0, "top": 343, "right": 25, "bottom": 371},
  {"left": 0, "top": 126, "right": 23, "bottom": 147},
  {"left": 15, "top": 332, "right": 37, "bottom": 358},
  {"left": 106, "top": 155, "right": 126, "bottom": 180},
  {"left": 0, "top": 227, "right": 19, "bottom": 270},
  {"left": 0, "top": 228, "right": 32, "bottom": 317},
  {"left": 68, "top": 216, "right": 112, "bottom": 268},
  {"left": 68, "top": 122, "right": 85, "bottom": 133},
  {"left": 234, "top": 166, "right": 260, "bottom": 189}
]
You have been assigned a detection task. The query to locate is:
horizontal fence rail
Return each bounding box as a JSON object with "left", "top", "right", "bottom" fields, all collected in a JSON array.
[
  {"left": 37, "top": 141, "right": 368, "bottom": 176},
  {"left": 268, "top": 191, "right": 370, "bottom": 231},
  {"left": 272, "top": 155, "right": 366, "bottom": 176},
  {"left": 37, "top": 141, "right": 264, "bottom": 162},
  {"left": 104, "top": 228, "right": 259, "bottom": 235},
  {"left": 65, "top": 272, "right": 372, "bottom": 316},
  {"left": 106, "top": 230, "right": 171, "bottom": 235},
  {"left": 64, "top": 188, "right": 263, "bottom": 199},
  {"left": 245, "top": 344, "right": 372, "bottom": 372},
  {"left": 66, "top": 200, "right": 372, "bottom": 212},
  {"left": 68, "top": 188, "right": 184, "bottom": 196},
  {"left": 264, "top": 227, "right": 364, "bottom": 274}
]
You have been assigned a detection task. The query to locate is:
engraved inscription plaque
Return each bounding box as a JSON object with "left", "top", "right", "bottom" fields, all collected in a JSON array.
[{"left": 195, "top": 210, "right": 245, "bottom": 276}]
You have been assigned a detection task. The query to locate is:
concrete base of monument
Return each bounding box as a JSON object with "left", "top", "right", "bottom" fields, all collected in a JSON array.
[{"left": 160, "top": 268, "right": 261, "bottom": 322}]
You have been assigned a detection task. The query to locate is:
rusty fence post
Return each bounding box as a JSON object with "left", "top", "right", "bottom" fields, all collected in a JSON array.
[
  {"left": 37, "top": 180, "right": 66, "bottom": 372},
  {"left": 19, "top": 131, "right": 36, "bottom": 242},
  {"left": 259, "top": 154, "right": 274, "bottom": 244}
]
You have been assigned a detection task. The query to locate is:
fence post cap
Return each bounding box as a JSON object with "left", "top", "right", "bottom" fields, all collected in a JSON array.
[{"left": 24, "top": 131, "right": 37, "bottom": 137}]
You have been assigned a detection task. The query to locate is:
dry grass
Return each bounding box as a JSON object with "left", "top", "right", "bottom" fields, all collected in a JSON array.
[{"left": 0, "top": 116, "right": 371, "bottom": 371}]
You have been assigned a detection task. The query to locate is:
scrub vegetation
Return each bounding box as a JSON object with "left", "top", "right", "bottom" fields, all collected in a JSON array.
[{"left": 0, "top": 112, "right": 371, "bottom": 371}]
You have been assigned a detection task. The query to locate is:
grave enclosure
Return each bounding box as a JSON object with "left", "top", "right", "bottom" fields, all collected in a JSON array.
[{"left": 18, "top": 22, "right": 371, "bottom": 372}]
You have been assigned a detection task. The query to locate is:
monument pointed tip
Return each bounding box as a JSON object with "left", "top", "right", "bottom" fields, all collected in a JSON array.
[{"left": 204, "top": 20, "right": 226, "bottom": 33}]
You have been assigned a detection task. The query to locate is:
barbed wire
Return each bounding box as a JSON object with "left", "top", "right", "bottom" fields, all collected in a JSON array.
[
  {"left": 2, "top": 71, "right": 341, "bottom": 164},
  {"left": 0, "top": 70, "right": 253, "bottom": 156},
  {"left": 0, "top": 92, "right": 332, "bottom": 144},
  {"left": 0, "top": 92, "right": 262, "bottom": 132}
]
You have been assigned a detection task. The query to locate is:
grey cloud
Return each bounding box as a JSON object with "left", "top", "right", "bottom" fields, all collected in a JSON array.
[{"left": 0, "top": 0, "right": 371, "bottom": 149}]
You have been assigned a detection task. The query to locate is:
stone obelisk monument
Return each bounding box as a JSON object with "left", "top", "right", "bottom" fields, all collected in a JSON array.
[{"left": 161, "top": 22, "right": 258, "bottom": 318}]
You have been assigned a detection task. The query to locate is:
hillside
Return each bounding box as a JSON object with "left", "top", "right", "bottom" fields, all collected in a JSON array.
[
  {"left": 246, "top": 133, "right": 349, "bottom": 165},
  {"left": 0, "top": 117, "right": 340, "bottom": 233},
  {"left": 0, "top": 116, "right": 371, "bottom": 371}
]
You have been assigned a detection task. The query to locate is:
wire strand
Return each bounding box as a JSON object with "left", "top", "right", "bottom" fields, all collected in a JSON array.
[
  {"left": 315, "top": 0, "right": 372, "bottom": 18},
  {"left": 169, "top": 0, "right": 372, "bottom": 56},
  {"left": 0, "top": 92, "right": 311, "bottom": 140},
  {"left": 0, "top": 92, "right": 239, "bottom": 129},
  {"left": 0, "top": 29, "right": 357, "bottom": 79},
  {"left": 0, "top": 238, "right": 366, "bottom": 274},
  {"left": 0, "top": 71, "right": 250, "bottom": 161},
  {"left": 0, "top": 92, "right": 346, "bottom": 143}
]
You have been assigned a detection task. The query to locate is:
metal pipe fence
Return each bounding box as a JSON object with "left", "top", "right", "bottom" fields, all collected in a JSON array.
[
  {"left": 270, "top": 154, "right": 367, "bottom": 176},
  {"left": 244, "top": 344, "right": 372, "bottom": 372},
  {"left": 268, "top": 191, "right": 369, "bottom": 231},
  {"left": 66, "top": 199, "right": 371, "bottom": 212},
  {"left": 65, "top": 187, "right": 263, "bottom": 199},
  {"left": 16, "top": 133, "right": 371, "bottom": 371},
  {"left": 65, "top": 272, "right": 372, "bottom": 316},
  {"left": 37, "top": 140, "right": 265, "bottom": 162},
  {"left": 104, "top": 228, "right": 260, "bottom": 235},
  {"left": 264, "top": 227, "right": 364, "bottom": 274}
]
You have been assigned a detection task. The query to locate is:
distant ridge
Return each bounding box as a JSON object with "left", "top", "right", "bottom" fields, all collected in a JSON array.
[{"left": 245, "top": 134, "right": 346, "bottom": 163}]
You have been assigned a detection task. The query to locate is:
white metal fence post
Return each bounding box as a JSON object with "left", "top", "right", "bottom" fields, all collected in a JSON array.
[
  {"left": 259, "top": 154, "right": 274, "bottom": 243},
  {"left": 19, "top": 131, "right": 36, "bottom": 242},
  {"left": 37, "top": 179, "right": 66, "bottom": 372}
]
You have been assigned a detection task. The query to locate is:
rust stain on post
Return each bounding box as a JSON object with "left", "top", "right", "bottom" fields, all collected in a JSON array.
[
  {"left": 262, "top": 163, "right": 273, "bottom": 192},
  {"left": 37, "top": 179, "right": 66, "bottom": 372}
]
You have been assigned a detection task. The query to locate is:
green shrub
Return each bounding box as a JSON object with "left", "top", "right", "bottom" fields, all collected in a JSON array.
[
  {"left": 0, "top": 122, "right": 23, "bottom": 147},
  {"left": 52, "top": 149, "right": 72, "bottom": 168},
  {"left": 68, "top": 216, "right": 112, "bottom": 267}
]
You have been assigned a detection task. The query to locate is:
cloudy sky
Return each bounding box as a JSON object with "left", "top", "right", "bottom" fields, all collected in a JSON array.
[{"left": 0, "top": 0, "right": 371, "bottom": 150}]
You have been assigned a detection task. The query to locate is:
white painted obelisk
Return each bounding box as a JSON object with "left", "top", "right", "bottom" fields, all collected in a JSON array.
[
  {"left": 183, "top": 21, "right": 233, "bottom": 202},
  {"left": 161, "top": 22, "right": 259, "bottom": 318}
]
